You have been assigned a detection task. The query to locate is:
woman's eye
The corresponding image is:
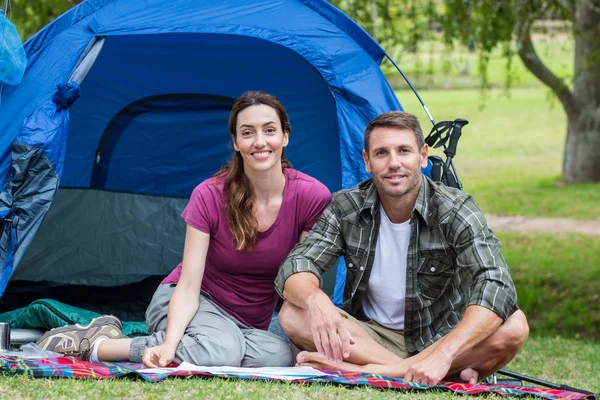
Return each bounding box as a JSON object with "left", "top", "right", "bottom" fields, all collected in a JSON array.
[
  {"left": 242, "top": 131, "right": 253, "bottom": 136},
  {"left": 266, "top": 128, "right": 276, "bottom": 134}
]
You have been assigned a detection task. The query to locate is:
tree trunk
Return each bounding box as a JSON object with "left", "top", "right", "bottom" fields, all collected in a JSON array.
[
  {"left": 517, "top": 1, "right": 600, "bottom": 183},
  {"left": 565, "top": 1, "right": 600, "bottom": 183},
  {"left": 563, "top": 110, "right": 600, "bottom": 183}
]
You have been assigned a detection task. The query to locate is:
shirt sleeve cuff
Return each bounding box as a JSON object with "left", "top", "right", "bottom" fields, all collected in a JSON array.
[
  {"left": 275, "top": 258, "right": 323, "bottom": 298},
  {"left": 467, "top": 281, "right": 517, "bottom": 320}
]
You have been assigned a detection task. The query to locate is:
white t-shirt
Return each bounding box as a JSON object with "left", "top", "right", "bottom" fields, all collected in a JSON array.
[{"left": 361, "top": 205, "right": 410, "bottom": 330}]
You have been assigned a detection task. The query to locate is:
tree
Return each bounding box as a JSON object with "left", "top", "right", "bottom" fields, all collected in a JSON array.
[
  {"left": 332, "top": 0, "right": 600, "bottom": 184},
  {"left": 6, "top": 0, "right": 76, "bottom": 41}
]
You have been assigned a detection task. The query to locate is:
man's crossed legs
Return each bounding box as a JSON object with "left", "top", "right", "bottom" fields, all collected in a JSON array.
[{"left": 279, "top": 302, "right": 529, "bottom": 384}]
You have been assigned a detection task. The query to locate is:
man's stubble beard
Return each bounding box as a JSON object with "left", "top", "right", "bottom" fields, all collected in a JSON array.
[{"left": 375, "top": 170, "right": 421, "bottom": 199}]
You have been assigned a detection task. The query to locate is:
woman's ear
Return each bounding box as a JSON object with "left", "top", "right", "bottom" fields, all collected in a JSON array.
[{"left": 283, "top": 131, "right": 289, "bottom": 147}]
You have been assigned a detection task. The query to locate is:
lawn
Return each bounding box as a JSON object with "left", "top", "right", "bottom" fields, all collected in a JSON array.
[{"left": 498, "top": 232, "right": 600, "bottom": 339}]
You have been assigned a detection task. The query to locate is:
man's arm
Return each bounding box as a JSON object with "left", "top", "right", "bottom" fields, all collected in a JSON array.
[
  {"left": 275, "top": 201, "right": 346, "bottom": 296},
  {"left": 403, "top": 305, "right": 502, "bottom": 384},
  {"left": 276, "top": 201, "right": 353, "bottom": 362}
]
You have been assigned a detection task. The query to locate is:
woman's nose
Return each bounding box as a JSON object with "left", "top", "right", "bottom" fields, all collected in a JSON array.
[{"left": 254, "top": 133, "right": 266, "bottom": 147}]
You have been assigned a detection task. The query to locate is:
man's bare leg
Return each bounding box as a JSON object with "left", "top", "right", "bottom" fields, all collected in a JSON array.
[
  {"left": 443, "top": 309, "right": 529, "bottom": 381},
  {"left": 278, "top": 301, "right": 404, "bottom": 366},
  {"left": 294, "top": 310, "right": 528, "bottom": 383}
]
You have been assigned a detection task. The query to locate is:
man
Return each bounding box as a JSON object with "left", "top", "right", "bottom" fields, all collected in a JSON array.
[{"left": 275, "top": 111, "right": 528, "bottom": 385}]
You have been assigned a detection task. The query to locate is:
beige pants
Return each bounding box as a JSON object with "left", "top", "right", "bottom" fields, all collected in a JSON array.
[{"left": 339, "top": 308, "right": 408, "bottom": 359}]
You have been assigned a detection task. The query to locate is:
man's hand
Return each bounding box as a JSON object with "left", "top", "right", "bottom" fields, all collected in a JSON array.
[
  {"left": 142, "top": 342, "right": 177, "bottom": 368},
  {"left": 306, "top": 291, "right": 354, "bottom": 362},
  {"left": 403, "top": 350, "right": 452, "bottom": 386}
]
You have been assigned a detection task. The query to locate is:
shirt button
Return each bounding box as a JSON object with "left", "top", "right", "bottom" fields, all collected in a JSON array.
[
  {"left": 348, "top": 263, "right": 354, "bottom": 268},
  {"left": 360, "top": 266, "right": 365, "bottom": 271},
  {"left": 430, "top": 267, "right": 436, "bottom": 272}
]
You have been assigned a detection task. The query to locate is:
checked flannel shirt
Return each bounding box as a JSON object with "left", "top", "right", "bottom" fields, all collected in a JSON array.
[{"left": 275, "top": 176, "right": 518, "bottom": 355}]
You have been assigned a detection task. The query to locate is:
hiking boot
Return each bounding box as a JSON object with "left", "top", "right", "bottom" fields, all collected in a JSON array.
[{"left": 36, "top": 315, "right": 126, "bottom": 360}]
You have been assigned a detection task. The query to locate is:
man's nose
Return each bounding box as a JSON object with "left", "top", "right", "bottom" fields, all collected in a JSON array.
[{"left": 388, "top": 153, "right": 401, "bottom": 169}]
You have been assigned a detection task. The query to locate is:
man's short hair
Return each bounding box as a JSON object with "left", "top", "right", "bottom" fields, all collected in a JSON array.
[{"left": 364, "top": 111, "right": 425, "bottom": 153}]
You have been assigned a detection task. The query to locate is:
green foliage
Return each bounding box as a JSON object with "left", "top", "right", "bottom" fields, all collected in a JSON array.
[
  {"left": 329, "top": 0, "right": 436, "bottom": 74},
  {"left": 5, "top": 0, "right": 76, "bottom": 42},
  {"left": 328, "top": 1, "right": 581, "bottom": 91}
]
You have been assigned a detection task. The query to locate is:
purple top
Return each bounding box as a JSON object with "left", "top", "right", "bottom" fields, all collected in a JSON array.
[{"left": 162, "top": 168, "right": 331, "bottom": 330}]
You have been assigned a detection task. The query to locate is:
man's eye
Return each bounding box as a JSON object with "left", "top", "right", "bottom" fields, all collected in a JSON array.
[{"left": 376, "top": 151, "right": 386, "bottom": 156}]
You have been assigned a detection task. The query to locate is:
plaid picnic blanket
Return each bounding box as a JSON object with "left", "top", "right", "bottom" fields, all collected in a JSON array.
[{"left": 0, "top": 356, "right": 597, "bottom": 400}]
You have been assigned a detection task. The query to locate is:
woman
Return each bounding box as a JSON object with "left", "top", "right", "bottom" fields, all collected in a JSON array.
[{"left": 37, "top": 91, "right": 331, "bottom": 368}]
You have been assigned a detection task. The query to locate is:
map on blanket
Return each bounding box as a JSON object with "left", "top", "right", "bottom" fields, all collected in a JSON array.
[{"left": 138, "top": 362, "right": 333, "bottom": 381}]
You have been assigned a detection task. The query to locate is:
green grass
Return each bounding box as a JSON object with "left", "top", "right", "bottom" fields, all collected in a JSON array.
[
  {"left": 397, "top": 87, "right": 600, "bottom": 219},
  {"left": 498, "top": 232, "right": 600, "bottom": 339},
  {"left": 0, "top": 335, "right": 598, "bottom": 399}
]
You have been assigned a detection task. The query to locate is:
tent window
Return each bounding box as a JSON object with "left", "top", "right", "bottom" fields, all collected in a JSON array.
[{"left": 90, "top": 93, "right": 236, "bottom": 191}]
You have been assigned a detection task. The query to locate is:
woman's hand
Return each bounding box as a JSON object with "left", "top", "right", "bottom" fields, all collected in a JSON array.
[{"left": 142, "top": 342, "right": 177, "bottom": 368}]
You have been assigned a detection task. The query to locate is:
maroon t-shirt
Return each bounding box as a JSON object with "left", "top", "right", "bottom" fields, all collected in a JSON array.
[{"left": 162, "top": 169, "right": 331, "bottom": 330}]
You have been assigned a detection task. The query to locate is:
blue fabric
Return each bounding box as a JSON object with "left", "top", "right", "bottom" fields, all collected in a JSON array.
[
  {"left": 0, "top": 83, "right": 79, "bottom": 296},
  {"left": 0, "top": 0, "right": 409, "bottom": 293},
  {"left": 0, "top": 0, "right": 402, "bottom": 194},
  {"left": 0, "top": 210, "right": 17, "bottom": 297},
  {"left": 0, "top": 12, "right": 26, "bottom": 85},
  {"left": 18, "top": 83, "right": 80, "bottom": 177}
]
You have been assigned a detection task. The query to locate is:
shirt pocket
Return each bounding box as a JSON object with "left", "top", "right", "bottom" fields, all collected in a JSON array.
[
  {"left": 417, "top": 255, "right": 455, "bottom": 300},
  {"left": 344, "top": 253, "right": 366, "bottom": 297}
]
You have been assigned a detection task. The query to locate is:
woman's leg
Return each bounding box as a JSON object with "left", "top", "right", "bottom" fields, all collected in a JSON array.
[
  {"left": 96, "top": 338, "right": 134, "bottom": 361},
  {"left": 128, "top": 285, "right": 248, "bottom": 366},
  {"left": 241, "top": 328, "right": 293, "bottom": 367}
]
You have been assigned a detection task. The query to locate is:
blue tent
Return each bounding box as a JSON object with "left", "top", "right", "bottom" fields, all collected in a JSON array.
[{"left": 0, "top": 0, "right": 405, "bottom": 317}]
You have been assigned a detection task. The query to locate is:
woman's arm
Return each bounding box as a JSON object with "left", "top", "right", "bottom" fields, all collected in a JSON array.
[
  {"left": 164, "top": 225, "right": 210, "bottom": 346},
  {"left": 143, "top": 225, "right": 209, "bottom": 367}
]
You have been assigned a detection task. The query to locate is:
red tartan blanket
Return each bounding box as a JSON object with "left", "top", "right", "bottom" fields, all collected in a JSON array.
[{"left": 0, "top": 356, "right": 597, "bottom": 399}]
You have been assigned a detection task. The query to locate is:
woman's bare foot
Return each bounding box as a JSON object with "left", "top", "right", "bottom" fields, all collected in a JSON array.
[{"left": 459, "top": 368, "right": 479, "bottom": 384}]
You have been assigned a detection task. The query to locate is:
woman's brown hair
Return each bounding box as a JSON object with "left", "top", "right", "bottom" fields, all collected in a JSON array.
[{"left": 216, "top": 91, "right": 292, "bottom": 251}]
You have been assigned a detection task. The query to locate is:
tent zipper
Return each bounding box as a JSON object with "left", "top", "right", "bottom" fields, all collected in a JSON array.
[{"left": 30, "top": 300, "right": 75, "bottom": 325}]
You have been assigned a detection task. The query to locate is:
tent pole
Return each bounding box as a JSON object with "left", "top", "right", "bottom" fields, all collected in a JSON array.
[{"left": 3, "top": 0, "right": 8, "bottom": 15}]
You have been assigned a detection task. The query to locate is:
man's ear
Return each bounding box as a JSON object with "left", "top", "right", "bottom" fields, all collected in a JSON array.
[
  {"left": 420, "top": 144, "right": 429, "bottom": 168},
  {"left": 362, "top": 149, "right": 371, "bottom": 174}
]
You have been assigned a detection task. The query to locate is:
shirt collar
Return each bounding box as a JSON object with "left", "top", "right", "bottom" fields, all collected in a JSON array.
[
  {"left": 412, "top": 176, "right": 431, "bottom": 227},
  {"left": 358, "top": 178, "right": 380, "bottom": 218}
]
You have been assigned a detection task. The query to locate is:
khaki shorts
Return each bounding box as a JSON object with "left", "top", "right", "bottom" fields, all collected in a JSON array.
[{"left": 339, "top": 308, "right": 408, "bottom": 359}]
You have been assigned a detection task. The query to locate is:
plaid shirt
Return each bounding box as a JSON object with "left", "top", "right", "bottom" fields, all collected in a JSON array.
[{"left": 275, "top": 176, "right": 518, "bottom": 354}]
